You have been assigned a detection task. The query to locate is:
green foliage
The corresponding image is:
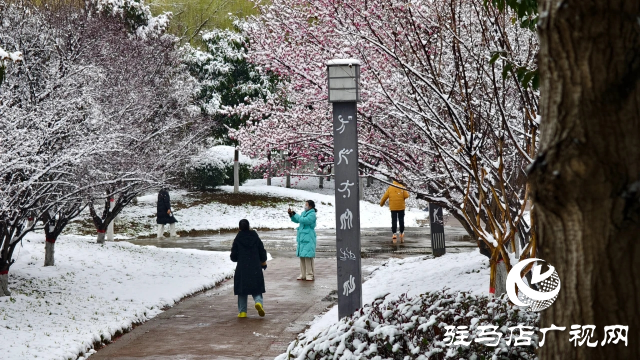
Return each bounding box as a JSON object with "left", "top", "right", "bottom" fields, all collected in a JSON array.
[
  {"left": 121, "top": 0, "right": 149, "bottom": 30},
  {"left": 183, "top": 28, "right": 279, "bottom": 145},
  {"left": 92, "top": 0, "right": 150, "bottom": 32},
  {"left": 490, "top": 51, "right": 539, "bottom": 91},
  {"left": 486, "top": 0, "right": 539, "bottom": 90},
  {"left": 224, "top": 163, "right": 251, "bottom": 186},
  {"left": 89, "top": 0, "right": 170, "bottom": 38},
  {"left": 183, "top": 163, "right": 251, "bottom": 191},
  {"left": 485, "top": 0, "right": 538, "bottom": 31}
]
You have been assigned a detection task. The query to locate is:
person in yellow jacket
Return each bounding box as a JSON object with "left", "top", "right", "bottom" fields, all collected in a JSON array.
[{"left": 379, "top": 179, "right": 410, "bottom": 243}]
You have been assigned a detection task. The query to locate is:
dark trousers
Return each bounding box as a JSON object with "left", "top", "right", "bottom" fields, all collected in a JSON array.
[{"left": 391, "top": 210, "right": 405, "bottom": 234}]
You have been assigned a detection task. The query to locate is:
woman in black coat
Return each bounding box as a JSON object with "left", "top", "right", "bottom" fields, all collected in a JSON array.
[
  {"left": 230, "top": 219, "right": 268, "bottom": 318},
  {"left": 156, "top": 189, "right": 178, "bottom": 238}
]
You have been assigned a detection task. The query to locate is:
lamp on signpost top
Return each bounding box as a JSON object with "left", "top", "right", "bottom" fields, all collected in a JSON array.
[
  {"left": 327, "top": 60, "right": 360, "bottom": 102},
  {"left": 327, "top": 59, "right": 362, "bottom": 319}
]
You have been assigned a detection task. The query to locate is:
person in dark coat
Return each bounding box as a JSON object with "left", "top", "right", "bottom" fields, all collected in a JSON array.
[
  {"left": 156, "top": 188, "right": 178, "bottom": 238},
  {"left": 230, "top": 219, "right": 268, "bottom": 318}
]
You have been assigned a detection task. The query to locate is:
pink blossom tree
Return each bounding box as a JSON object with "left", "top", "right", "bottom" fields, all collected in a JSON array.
[{"left": 231, "top": 0, "right": 539, "bottom": 294}]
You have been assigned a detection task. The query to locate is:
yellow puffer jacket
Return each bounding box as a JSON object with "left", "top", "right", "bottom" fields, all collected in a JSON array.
[{"left": 380, "top": 181, "right": 410, "bottom": 211}]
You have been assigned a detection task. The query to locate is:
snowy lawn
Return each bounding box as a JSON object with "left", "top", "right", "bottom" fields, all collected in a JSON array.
[
  {"left": 0, "top": 233, "right": 236, "bottom": 360},
  {"left": 69, "top": 176, "right": 429, "bottom": 238}
]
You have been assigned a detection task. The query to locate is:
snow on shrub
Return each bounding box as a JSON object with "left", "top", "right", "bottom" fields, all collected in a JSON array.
[
  {"left": 278, "top": 291, "right": 539, "bottom": 360},
  {"left": 0, "top": 46, "right": 22, "bottom": 87},
  {"left": 90, "top": 0, "right": 171, "bottom": 39},
  {"left": 190, "top": 145, "right": 252, "bottom": 168},
  {"left": 184, "top": 145, "right": 254, "bottom": 190}
]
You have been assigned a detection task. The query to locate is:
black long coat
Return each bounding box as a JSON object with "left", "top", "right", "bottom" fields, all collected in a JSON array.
[
  {"left": 156, "top": 190, "right": 177, "bottom": 225},
  {"left": 230, "top": 230, "right": 267, "bottom": 295}
]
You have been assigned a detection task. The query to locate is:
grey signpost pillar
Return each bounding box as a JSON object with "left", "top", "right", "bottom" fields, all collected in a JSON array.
[
  {"left": 284, "top": 150, "right": 291, "bottom": 188},
  {"left": 267, "top": 150, "right": 273, "bottom": 186},
  {"left": 429, "top": 203, "right": 446, "bottom": 257},
  {"left": 328, "top": 59, "right": 362, "bottom": 319},
  {"left": 233, "top": 148, "right": 240, "bottom": 193}
]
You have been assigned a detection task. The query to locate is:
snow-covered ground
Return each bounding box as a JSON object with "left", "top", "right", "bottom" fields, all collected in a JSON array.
[
  {"left": 274, "top": 252, "right": 540, "bottom": 360},
  {"left": 104, "top": 176, "right": 429, "bottom": 237},
  {"left": 0, "top": 233, "right": 237, "bottom": 360},
  {"left": 288, "top": 251, "right": 491, "bottom": 348},
  {"left": 1, "top": 175, "right": 472, "bottom": 360}
]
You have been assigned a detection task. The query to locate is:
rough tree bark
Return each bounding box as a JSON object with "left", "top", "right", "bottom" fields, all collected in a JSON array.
[
  {"left": 0, "top": 272, "right": 10, "bottom": 296},
  {"left": 0, "top": 223, "right": 21, "bottom": 297},
  {"left": 494, "top": 260, "right": 508, "bottom": 298},
  {"left": 106, "top": 198, "right": 115, "bottom": 241},
  {"left": 42, "top": 208, "right": 79, "bottom": 266},
  {"left": 44, "top": 240, "right": 55, "bottom": 266},
  {"left": 44, "top": 222, "right": 58, "bottom": 266},
  {"left": 89, "top": 195, "right": 129, "bottom": 245},
  {"left": 531, "top": 1, "right": 640, "bottom": 358},
  {"left": 96, "top": 231, "right": 106, "bottom": 244}
]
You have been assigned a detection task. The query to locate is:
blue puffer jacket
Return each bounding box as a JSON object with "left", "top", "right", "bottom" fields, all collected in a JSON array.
[{"left": 291, "top": 209, "right": 317, "bottom": 258}]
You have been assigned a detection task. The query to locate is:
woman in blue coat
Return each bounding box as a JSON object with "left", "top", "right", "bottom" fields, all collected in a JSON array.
[{"left": 288, "top": 200, "right": 317, "bottom": 281}]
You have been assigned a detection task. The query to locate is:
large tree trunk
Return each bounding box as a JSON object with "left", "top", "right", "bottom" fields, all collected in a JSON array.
[
  {"left": 494, "top": 260, "right": 508, "bottom": 298},
  {"left": 107, "top": 198, "right": 115, "bottom": 241},
  {"left": 106, "top": 219, "right": 115, "bottom": 241},
  {"left": 96, "top": 230, "right": 106, "bottom": 244},
  {"left": 44, "top": 238, "right": 56, "bottom": 266},
  {"left": 531, "top": 1, "right": 640, "bottom": 358},
  {"left": 0, "top": 272, "right": 10, "bottom": 296}
]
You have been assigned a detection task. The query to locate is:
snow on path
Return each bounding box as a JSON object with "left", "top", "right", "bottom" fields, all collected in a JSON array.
[
  {"left": 0, "top": 233, "right": 236, "bottom": 360},
  {"left": 301, "top": 251, "right": 490, "bottom": 339},
  {"left": 119, "top": 176, "right": 427, "bottom": 236}
]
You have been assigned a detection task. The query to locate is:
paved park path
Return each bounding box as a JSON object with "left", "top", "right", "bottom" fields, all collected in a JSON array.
[
  {"left": 92, "top": 257, "right": 340, "bottom": 360},
  {"left": 94, "top": 227, "right": 474, "bottom": 359}
]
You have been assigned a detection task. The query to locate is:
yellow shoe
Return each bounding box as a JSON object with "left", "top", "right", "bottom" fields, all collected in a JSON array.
[
  {"left": 255, "top": 303, "right": 265, "bottom": 317},
  {"left": 400, "top": 233, "right": 405, "bottom": 243},
  {"left": 392, "top": 233, "right": 397, "bottom": 244},
  {"left": 238, "top": 312, "right": 247, "bottom": 318}
]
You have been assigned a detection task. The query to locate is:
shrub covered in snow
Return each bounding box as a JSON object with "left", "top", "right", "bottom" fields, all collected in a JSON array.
[
  {"left": 90, "top": 0, "right": 171, "bottom": 39},
  {"left": 184, "top": 145, "right": 253, "bottom": 190},
  {"left": 0, "top": 46, "right": 22, "bottom": 87},
  {"left": 279, "top": 291, "right": 539, "bottom": 360}
]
